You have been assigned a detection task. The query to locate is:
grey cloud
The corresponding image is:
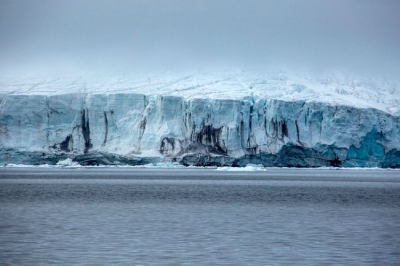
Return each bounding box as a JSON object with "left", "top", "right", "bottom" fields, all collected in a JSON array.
[{"left": 1, "top": 0, "right": 399, "bottom": 77}]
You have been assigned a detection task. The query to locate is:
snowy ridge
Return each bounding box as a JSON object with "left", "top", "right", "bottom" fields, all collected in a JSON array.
[{"left": 1, "top": 69, "right": 399, "bottom": 115}]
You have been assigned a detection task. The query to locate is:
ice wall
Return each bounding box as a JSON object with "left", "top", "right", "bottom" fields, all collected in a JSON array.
[{"left": 1, "top": 93, "right": 400, "bottom": 167}]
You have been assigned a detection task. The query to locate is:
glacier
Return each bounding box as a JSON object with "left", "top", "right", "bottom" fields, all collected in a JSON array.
[{"left": 1, "top": 70, "right": 400, "bottom": 167}]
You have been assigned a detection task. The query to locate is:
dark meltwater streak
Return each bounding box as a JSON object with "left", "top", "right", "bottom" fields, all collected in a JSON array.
[{"left": 1, "top": 168, "right": 400, "bottom": 265}]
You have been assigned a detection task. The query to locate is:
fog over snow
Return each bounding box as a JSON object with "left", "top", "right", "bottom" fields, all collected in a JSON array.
[{"left": 1, "top": 0, "right": 399, "bottom": 114}]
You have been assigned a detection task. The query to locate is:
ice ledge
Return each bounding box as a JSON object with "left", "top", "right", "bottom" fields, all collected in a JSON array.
[
  {"left": 1, "top": 69, "right": 399, "bottom": 115},
  {"left": 1, "top": 79, "right": 400, "bottom": 167}
]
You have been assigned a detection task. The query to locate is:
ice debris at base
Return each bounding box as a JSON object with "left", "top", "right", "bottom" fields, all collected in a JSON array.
[
  {"left": 1, "top": 163, "right": 400, "bottom": 171},
  {"left": 56, "top": 158, "right": 80, "bottom": 167},
  {"left": 217, "top": 164, "right": 266, "bottom": 171},
  {"left": 1, "top": 70, "right": 400, "bottom": 168},
  {"left": 2, "top": 164, "right": 41, "bottom": 168},
  {"left": 141, "top": 162, "right": 186, "bottom": 168}
]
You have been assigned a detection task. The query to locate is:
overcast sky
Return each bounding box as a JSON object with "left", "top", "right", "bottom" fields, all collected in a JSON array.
[{"left": 1, "top": 0, "right": 399, "bottom": 77}]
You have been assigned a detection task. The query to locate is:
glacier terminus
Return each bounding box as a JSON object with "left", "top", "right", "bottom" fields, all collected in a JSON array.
[{"left": 1, "top": 70, "right": 400, "bottom": 168}]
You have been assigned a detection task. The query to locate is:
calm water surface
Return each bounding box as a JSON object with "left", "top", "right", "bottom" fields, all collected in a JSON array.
[{"left": 1, "top": 168, "right": 400, "bottom": 265}]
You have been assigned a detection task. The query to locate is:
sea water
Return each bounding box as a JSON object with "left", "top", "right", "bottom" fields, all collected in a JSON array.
[{"left": 1, "top": 168, "right": 400, "bottom": 265}]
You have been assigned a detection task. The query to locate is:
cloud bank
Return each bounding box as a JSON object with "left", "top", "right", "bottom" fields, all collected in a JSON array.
[{"left": 1, "top": 0, "right": 399, "bottom": 77}]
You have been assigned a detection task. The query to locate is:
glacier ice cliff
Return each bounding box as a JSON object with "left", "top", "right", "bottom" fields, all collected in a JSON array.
[{"left": 1, "top": 90, "right": 400, "bottom": 167}]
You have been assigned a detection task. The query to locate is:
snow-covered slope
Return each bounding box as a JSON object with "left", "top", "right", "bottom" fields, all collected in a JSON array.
[{"left": 1, "top": 70, "right": 400, "bottom": 167}]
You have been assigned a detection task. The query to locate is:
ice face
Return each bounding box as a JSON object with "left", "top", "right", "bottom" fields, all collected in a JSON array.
[{"left": 1, "top": 91, "right": 399, "bottom": 167}]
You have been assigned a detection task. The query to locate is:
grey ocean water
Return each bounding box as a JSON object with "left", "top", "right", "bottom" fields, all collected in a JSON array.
[{"left": 1, "top": 168, "right": 400, "bottom": 265}]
